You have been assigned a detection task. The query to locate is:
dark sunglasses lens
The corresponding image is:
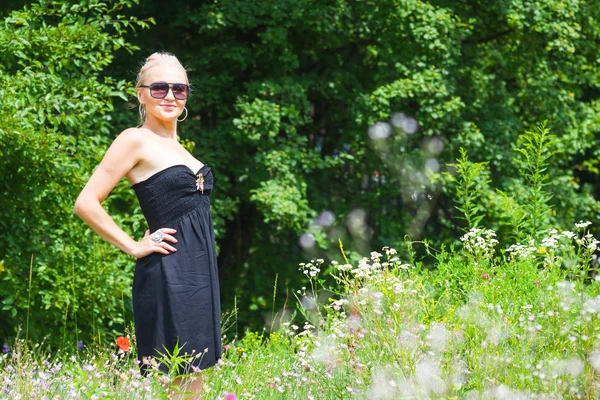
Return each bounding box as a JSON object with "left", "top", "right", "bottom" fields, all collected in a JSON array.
[
  {"left": 150, "top": 83, "right": 170, "bottom": 98},
  {"left": 172, "top": 84, "right": 188, "bottom": 99}
]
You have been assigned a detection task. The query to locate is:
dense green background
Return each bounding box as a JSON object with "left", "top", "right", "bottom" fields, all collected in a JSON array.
[{"left": 1, "top": 0, "right": 599, "bottom": 348}]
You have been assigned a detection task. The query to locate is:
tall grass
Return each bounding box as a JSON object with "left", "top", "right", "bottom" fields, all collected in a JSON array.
[{"left": 2, "top": 225, "right": 599, "bottom": 399}]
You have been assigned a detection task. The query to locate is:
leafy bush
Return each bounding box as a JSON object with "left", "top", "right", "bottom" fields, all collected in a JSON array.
[{"left": 0, "top": 0, "right": 152, "bottom": 347}]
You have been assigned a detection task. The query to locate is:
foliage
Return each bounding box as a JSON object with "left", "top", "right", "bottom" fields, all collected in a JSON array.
[
  {"left": 448, "top": 122, "right": 561, "bottom": 243},
  {"left": 2, "top": 0, "right": 600, "bottom": 345},
  {"left": 444, "top": 148, "right": 491, "bottom": 230},
  {"left": 512, "top": 121, "right": 558, "bottom": 240},
  {"left": 0, "top": 1, "right": 152, "bottom": 347},
  {"left": 100, "top": 0, "right": 600, "bottom": 333}
]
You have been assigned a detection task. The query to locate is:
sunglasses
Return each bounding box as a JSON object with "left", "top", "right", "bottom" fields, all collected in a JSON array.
[{"left": 140, "top": 82, "right": 189, "bottom": 100}]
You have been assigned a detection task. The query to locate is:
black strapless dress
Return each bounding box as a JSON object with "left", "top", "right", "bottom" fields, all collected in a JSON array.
[{"left": 131, "top": 164, "right": 221, "bottom": 373}]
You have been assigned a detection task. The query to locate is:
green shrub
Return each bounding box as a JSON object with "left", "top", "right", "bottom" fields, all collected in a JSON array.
[{"left": 0, "top": 0, "right": 152, "bottom": 348}]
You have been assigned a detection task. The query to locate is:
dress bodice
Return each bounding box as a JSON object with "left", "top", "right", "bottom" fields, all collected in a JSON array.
[{"left": 132, "top": 164, "right": 213, "bottom": 231}]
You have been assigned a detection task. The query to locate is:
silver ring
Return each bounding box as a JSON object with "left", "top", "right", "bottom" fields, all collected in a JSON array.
[{"left": 151, "top": 230, "right": 164, "bottom": 243}]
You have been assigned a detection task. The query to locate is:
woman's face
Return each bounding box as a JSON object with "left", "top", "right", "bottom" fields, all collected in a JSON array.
[{"left": 138, "top": 65, "right": 188, "bottom": 124}]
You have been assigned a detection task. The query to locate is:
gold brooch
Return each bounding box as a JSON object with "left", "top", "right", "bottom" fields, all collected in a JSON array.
[{"left": 196, "top": 173, "right": 204, "bottom": 193}]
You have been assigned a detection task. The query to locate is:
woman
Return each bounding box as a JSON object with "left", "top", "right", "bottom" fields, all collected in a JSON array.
[{"left": 74, "top": 52, "right": 221, "bottom": 394}]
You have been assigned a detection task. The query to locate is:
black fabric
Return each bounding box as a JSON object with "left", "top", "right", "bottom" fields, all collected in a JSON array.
[{"left": 131, "top": 164, "right": 221, "bottom": 374}]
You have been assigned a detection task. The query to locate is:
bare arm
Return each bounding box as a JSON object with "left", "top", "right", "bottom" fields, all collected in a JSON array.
[{"left": 73, "top": 129, "right": 176, "bottom": 258}]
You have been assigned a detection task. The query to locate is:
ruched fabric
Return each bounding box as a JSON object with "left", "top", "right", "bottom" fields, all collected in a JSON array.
[{"left": 131, "top": 164, "right": 221, "bottom": 374}]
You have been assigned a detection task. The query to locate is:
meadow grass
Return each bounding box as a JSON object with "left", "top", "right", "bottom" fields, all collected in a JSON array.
[{"left": 2, "top": 223, "right": 600, "bottom": 399}]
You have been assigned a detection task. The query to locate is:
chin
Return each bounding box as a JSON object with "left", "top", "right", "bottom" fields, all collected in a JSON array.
[{"left": 153, "top": 112, "right": 180, "bottom": 122}]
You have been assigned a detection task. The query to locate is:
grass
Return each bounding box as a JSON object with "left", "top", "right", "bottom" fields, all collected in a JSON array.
[{"left": 2, "top": 223, "right": 600, "bottom": 399}]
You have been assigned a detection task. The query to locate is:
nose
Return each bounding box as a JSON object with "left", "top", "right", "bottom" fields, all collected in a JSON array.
[{"left": 164, "top": 87, "right": 176, "bottom": 100}]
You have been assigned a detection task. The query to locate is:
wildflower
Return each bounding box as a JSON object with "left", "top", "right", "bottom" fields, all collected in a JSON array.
[
  {"left": 372, "top": 291, "right": 384, "bottom": 300},
  {"left": 336, "top": 263, "right": 353, "bottom": 272},
  {"left": 116, "top": 336, "right": 131, "bottom": 352},
  {"left": 77, "top": 341, "right": 84, "bottom": 350},
  {"left": 460, "top": 228, "right": 498, "bottom": 258},
  {"left": 541, "top": 235, "right": 560, "bottom": 248},
  {"left": 225, "top": 394, "right": 237, "bottom": 400},
  {"left": 300, "top": 262, "right": 321, "bottom": 277},
  {"left": 538, "top": 247, "right": 547, "bottom": 254},
  {"left": 575, "top": 221, "right": 592, "bottom": 229},
  {"left": 383, "top": 246, "right": 398, "bottom": 256},
  {"left": 83, "top": 364, "right": 95, "bottom": 372},
  {"left": 481, "top": 273, "right": 490, "bottom": 280},
  {"left": 50, "top": 363, "right": 62, "bottom": 373},
  {"left": 589, "top": 351, "right": 600, "bottom": 372},
  {"left": 566, "top": 358, "right": 585, "bottom": 376},
  {"left": 2, "top": 343, "right": 8, "bottom": 353}
]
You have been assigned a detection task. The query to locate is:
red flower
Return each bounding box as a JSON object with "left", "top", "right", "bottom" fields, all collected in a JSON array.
[
  {"left": 116, "top": 336, "right": 131, "bottom": 352},
  {"left": 481, "top": 273, "right": 491, "bottom": 280}
]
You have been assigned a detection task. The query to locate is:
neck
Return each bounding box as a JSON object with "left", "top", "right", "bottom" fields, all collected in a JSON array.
[{"left": 142, "top": 117, "right": 178, "bottom": 139}]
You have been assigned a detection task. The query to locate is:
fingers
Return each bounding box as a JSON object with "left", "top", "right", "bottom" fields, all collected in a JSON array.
[
  {"left": 154, "top": 228, "right": 177, "bottom": 243},
  {"left": 148, "top": 240, "right": 175, "bottom": 255},
  {"left": 153, "top": 246, "right": 171, "bottom": 255},
  {"left": 151, "top": 228, "right": 178, "bottom": 254},
  {"left": 157, "top": 240, "right": 178, "bottom": 253},
  {"left": 161, "top": 233, "right": 178, "bottom": 244}
]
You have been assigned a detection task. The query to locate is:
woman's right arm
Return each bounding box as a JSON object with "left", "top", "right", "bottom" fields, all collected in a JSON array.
[{"left": 73, "top": 128, "right": 177, "bottom": 258}]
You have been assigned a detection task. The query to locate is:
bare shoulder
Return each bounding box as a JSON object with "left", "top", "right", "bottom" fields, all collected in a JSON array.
[
  {"left": 99, "top": 127, "right": 148, "bottom": 174},
  {"left": 113, "top": 127, "right": 146, "bottom": 147}
]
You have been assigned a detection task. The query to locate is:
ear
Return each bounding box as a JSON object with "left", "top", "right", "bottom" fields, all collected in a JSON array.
[{"left": 136, "top": 89, "right": 144, "bottom": 105}]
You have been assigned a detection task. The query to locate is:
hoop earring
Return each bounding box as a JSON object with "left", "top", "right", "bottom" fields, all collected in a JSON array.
[
  {"left": 177, "top": 107, "right": 188, "bottom": 122},
  {"left": 138, "top": 103, "right": 146, "bottom": 121}
]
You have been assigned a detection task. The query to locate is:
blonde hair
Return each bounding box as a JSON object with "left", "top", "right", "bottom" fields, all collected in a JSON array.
[{"left": 135, "top": 52, "right": 189, "bottom": 125}]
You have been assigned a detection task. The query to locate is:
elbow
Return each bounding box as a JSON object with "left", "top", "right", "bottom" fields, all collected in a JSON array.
[
  {"left": 73, "top": 196, "right": 87, "bottom": 218},
  {"left": 74, "top": 194, "right": 102, "bottom": 219},
  {"left": 73, "top": 199, "right": 82, "bottom": 218}
]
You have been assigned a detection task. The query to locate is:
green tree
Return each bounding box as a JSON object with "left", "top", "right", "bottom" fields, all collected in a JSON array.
[
  {"left": 0, "top": 0, "right": 152, "bottom": 347},
  {"left": 2, "top": 0, "right": 599, "bottom": 342},
  {"left": 103, "top": 0, "right": 599, "bottom": 333}
]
